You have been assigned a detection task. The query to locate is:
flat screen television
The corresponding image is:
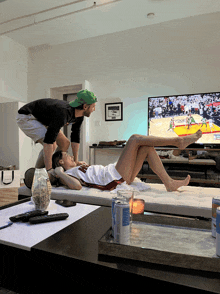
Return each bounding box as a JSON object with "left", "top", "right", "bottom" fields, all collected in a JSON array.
[{"left": 148, "top": 92, "right": 220, "bottom": 149}]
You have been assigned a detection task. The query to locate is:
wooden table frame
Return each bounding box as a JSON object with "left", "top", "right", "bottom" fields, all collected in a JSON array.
[{"left": 1, "top": 198, "right": 220, "bottom": 293}]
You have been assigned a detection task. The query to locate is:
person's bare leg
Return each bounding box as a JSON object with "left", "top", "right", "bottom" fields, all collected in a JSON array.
[
  {"left": 146, "top": 147, "right": 190, "bottom": 191},
  {"left": 124, "top": 130, "right": 202, "bottom": 150},
  {"left": 55, "top": 130, "right": 70, "bottom": 152},
  {"left": 50, "top": 131, "right": 69, "bottom": 184},
  {"left": 34, "top": 139, "right": 58, "bottom": 185},
  {"left": 126, "top": 145, "right": 190, "bottom": 191},
  {"left": 35, "top": 140, "right": 57, "bottom": 168},
  {"left": 128, "top": 145, "right": 172, "bottom": 183},
  {"left": 116, "top": 132, "right": 201, "bottom": 190},
  {"left": 129, "top": 146, "right": 149, "bottom": 183},
  {"left": 35, "top": 139, "right": 45, "bottom": 168},
  {"left": 35, "top": 148, "right": 45, "bottom": 168}
]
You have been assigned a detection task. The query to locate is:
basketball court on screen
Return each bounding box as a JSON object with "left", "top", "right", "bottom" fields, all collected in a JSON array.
[
  {"left": 173, "top": 116, "right": 220, "bottom": 137},
  {"left": 149, "top": 114, "right": 220, "bottom": 144}
]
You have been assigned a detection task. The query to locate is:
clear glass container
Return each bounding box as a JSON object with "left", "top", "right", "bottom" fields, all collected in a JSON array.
[{"left": 31, "top": 168, "right": 52, "bottom": 211}]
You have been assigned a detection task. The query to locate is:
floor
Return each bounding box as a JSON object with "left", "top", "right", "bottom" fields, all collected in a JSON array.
[{"left": 0, "top": 185, "right": 24, "bottom": 207}]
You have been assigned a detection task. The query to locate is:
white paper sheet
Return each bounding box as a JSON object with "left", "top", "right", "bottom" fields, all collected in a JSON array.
[{"left": 0, "top": 200, "right": 100, "bottom": 251}]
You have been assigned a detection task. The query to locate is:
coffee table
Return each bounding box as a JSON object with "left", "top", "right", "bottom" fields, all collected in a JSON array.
[{"left": 1, "top": 198, "right": 220, "bottom": 294}]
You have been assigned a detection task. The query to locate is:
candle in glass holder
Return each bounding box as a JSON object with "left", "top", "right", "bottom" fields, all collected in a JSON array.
[
  {"left": 132, "top": 199, "right": 145, "bottom": 214},
  {"left": 117, "top": 190, "right": 134, "bottom": 213}
]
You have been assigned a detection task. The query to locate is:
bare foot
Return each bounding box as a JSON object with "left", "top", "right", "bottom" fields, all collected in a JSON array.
[
  {"left": 165, "top": 175, "right": 191, "bottom": 192},
  {"left": 178, "top": 130, "right": 202, "bottom": 150}
]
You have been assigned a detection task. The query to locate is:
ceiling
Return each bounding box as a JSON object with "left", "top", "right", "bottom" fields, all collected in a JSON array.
[
  {"left": 1, "top": 0, "right": 220, "bottom": 49},
  {"left": 1, "top": 0, "right": 220, "bottom": 100}
]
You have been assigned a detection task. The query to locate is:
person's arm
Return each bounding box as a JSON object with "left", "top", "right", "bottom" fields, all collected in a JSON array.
[
  {"left": 70, "top": 118, "right": 88, "bottom": 165},
  {"left": 71, "top": 142, "right": 87, "bottom": 165},
  {"left": 71, "top": 142, "right": 80, "bottom": 163},
  {"left": 54, "top": 167, "right": 82, "bottom": 190}
]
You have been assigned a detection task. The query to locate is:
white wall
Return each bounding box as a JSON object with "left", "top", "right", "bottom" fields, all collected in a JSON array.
[
  {"left": 0, "top": 102, "right": 34, "bottom": 178},
  {"left": 0, "top": 36, "right": 28, "bottom": 103},
  {"left": 26, "top": 40, "right": 188, "bottom": 165},
  {"left": 89, "top": 94, "right": 148, "bottom": 145},
  {"left": 26, "top": 31, "right": 220, "bottom": 165},
  {"left": 1, "top": 17, "right": 220, "bottom": 172},
  {"left": 27, "top": 41, "right": 150, "bottom": 164},
  {"left": 0, "top": 102, "right": 19, "bottom": 168},
  {"left": 88, "top": 93, "right": 148, "bottom": 165},
  {"left": 18, "top": 102, "right": 37, "bottom": 178},
  {"left": 0, "top": 37, "right": 29, "bottom": 177}
]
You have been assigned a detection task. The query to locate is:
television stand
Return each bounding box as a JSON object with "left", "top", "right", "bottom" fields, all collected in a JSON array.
[{"left": 138, "top": 148, "right": 220, "bottom": 187}]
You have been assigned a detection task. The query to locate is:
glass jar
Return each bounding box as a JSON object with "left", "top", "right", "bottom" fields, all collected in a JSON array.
[{"left": 31, "top": 168, "right": 52, "bottom": 211}]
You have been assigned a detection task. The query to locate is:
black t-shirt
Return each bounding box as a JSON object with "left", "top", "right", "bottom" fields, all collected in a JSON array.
[{"left": 18, "top": 98, "right": 84, "bottom": 144}]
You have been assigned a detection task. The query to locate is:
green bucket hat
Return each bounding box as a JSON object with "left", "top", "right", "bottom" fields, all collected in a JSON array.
[{"left": 69, "top": 89, "right": 97, "bottom": 107}]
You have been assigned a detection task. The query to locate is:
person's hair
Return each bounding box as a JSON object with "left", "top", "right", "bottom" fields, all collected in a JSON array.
[
  {"left": 75, "top": 103, "right": 91, "bottom": 110},
  {"left": 75, "top": 104, "right": 84, "bottom": 110},
  {"left": 52, "top": 150, "right": 63, "bottom": 169}
]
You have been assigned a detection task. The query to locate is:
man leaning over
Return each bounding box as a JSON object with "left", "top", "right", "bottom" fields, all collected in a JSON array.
[{"left": 16, "top": 89, "right": 97, "bottom": 184}]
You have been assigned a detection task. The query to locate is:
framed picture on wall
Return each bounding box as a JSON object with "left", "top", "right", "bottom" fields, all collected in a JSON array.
[{"left": 105, "top": 102, "right": 123, "bottom": 121}]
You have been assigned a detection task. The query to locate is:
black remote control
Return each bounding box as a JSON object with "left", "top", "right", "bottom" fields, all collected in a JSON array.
[
  {"left": 10, "top": 210, "right": 48, "bottom": 222},
  {"left": 29, "top": 213, "right": 69, "bottom": 224}
]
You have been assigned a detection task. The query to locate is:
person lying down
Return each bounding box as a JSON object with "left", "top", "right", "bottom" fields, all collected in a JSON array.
[{"left": 51, "top": 131, "right": 202, "bottom": 192}]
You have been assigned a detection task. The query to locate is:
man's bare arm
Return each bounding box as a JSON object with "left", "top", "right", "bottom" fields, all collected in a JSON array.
[
  {"left": 71, "top": 142, "right": 80, "bottom": 163},
  {"left": 71, "top": 142, "right": 88, "bottom": 165}
]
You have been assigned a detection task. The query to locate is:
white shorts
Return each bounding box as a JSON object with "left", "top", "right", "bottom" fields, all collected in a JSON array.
[{"left": 16, "top": 113, "right": 47, "bottom": 143}]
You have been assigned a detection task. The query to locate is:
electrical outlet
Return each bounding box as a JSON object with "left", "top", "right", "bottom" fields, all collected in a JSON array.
[{"left": 95, "top": 121, "right": 101, "bottom": 126}]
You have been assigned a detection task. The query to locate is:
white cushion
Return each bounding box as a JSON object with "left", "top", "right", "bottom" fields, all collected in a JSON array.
[{"left": 18, "top": 180, "right": 217, "bottom": 218}]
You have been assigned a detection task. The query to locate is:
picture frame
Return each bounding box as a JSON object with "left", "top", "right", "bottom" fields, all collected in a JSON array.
[{"left": 105, "top": 102, "right": 123, "bottom": 121}]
